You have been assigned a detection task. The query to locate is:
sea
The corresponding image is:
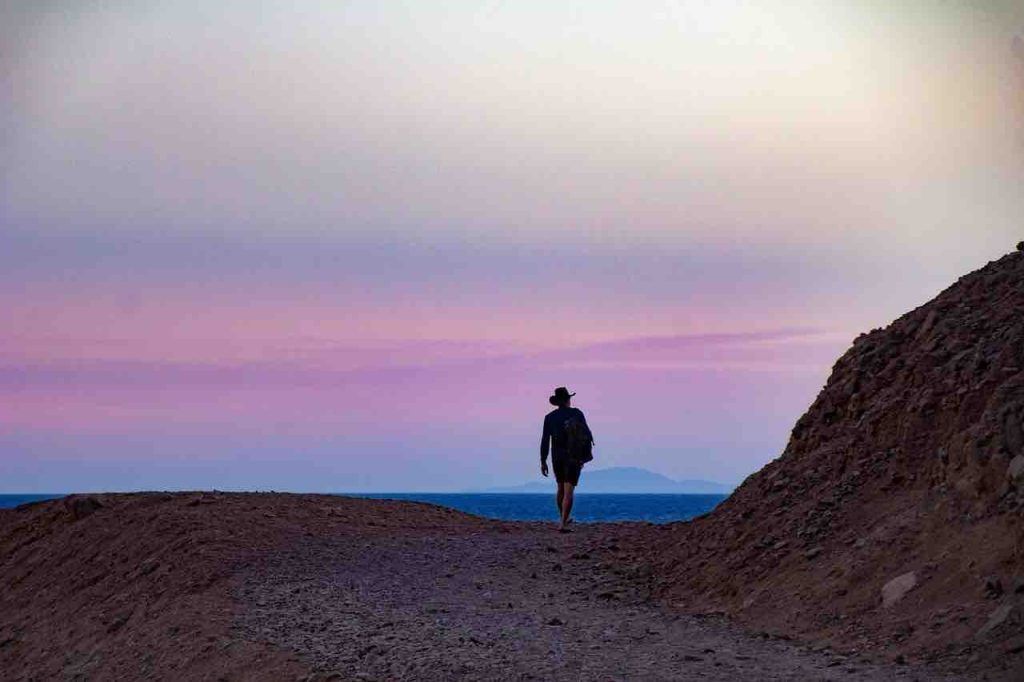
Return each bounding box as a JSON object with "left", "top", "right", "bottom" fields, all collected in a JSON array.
[
  {"left": 358, "top": 493, "right": 726, "bottom": 523},
  {"left": 0, "top": 494, "right": 62, "bottom": 508},
  {"left": 0, "top": 493, "right": 726, "bottom": 524}
]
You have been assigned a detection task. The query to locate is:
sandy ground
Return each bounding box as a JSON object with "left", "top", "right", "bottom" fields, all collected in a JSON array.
[
  {"left": 235, "top": 520, "right": 962, "bottom": 681},
  {"left": 0, "top": 493, "right": 985, "bottom": 680}
]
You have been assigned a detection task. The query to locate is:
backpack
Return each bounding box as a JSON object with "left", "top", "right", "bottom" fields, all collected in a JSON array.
[{"left": 563, "top": 416, "right": 594, "bottom": 464}]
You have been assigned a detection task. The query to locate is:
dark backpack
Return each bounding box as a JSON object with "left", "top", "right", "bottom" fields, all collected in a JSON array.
[{"left": 563, "top": 416, "right": 594, "bottom": 464}]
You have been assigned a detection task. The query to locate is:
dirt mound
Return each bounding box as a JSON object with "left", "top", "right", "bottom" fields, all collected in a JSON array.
[
  {"left": 0, "top": 492, "right": 482, "bottom": 680},
  {"left": 643, "top": 249, "right": 1024, "bottom": 677}
]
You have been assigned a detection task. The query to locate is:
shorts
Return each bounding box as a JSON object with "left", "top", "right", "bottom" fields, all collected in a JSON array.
[{"left": 552, "top": 457, "right": 583, "bottom": 486}]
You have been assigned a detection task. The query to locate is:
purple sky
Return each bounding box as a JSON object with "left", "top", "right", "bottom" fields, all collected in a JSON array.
[{"left": 2, "top": 2, "right": 1024, "bottom": 492}]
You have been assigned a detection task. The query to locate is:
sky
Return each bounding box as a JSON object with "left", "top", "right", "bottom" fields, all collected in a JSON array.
[{"left": 2, "top": 1, "right": 1024, "bottom": 492}]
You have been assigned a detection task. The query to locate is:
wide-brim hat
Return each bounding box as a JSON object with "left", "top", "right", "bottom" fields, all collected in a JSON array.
[{"left": 549, "top": 386, "right": 576, "bottom": 405}]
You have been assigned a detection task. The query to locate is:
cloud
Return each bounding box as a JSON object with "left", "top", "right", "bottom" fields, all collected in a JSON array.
[{"left": 0, "top": 329, "right": 847, "bottom": 438}]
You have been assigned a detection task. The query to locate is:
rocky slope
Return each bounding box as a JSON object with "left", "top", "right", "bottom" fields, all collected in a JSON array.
[{"left": 642, "top": 247, "right": 1024, "bottom": 677}]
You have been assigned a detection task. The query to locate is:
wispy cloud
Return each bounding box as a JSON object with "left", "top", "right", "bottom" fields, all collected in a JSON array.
[{"left": 0, "top": 329, "right": 849, "bottom": 438}]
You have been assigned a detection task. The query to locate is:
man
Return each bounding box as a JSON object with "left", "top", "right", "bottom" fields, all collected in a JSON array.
[{"left": 540, "top": 386, "right": 593, "bottom": 532}]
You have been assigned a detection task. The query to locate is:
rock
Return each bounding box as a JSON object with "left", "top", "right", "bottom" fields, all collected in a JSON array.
[
  {"left": 1004, "top": 635, "right": 1024, "bottom": 654},
  {"left": 1007, "top": 455, "right": 1024, "bottom": 483},
  {"left": 1005, "top": 415, "right": 1024, "bottom": 455},
  {"left": 881, "top": 572, "right": 917, "bottom": 608},
  {"left": 546, "top": 617, "right": 564, "bottom": 626},
  {"left": 1012, "top": 577, "right": 1024, "bottom": 595},
  {"left": 977, "top": 602, "right": 1020, "bottom": 638},
  {"left": 804, "top": 547, "right": 823, "bottom": 560},
  {"left": 983, "top": 576, "right": 1003, "bottom": 599},
  {"left": 106, "top": 613, "right": 129, "bottom": 633},
  {"left": 1018, "top": 241, "right": 1024, "bottom": 252},
  {"left": 64, "top": 495, "right": 104, "bottom": 521}
]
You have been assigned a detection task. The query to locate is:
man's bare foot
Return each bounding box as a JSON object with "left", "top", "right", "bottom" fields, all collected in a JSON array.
[{"left": 558, "top": 525, "right": 573, "bottom": 533}]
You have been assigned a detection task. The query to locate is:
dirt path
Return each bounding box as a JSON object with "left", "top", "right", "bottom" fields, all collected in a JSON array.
[{"left": 235, "top": 523, "right": 961, "bottom": 681}]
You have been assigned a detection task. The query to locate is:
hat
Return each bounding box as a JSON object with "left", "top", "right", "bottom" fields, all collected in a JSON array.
[{"left": 549, "top": 386, "right": 576, "bottom": 406}]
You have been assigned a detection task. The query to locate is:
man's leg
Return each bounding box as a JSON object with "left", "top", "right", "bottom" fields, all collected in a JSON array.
[
  {"left": 560, "top": 482, "right": 575, "bottom": 530},
  {"left": 556, "top": 480, "right": 565, "bottom": 518}
]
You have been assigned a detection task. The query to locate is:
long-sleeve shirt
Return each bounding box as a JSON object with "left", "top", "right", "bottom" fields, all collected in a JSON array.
[{"left": 540, "top": 406, "right": 591, "bottom": 463}]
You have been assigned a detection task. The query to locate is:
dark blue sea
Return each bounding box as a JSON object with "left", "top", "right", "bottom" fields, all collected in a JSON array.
[
  {"left": 356, "top": 493, "right": 726, "bottom": 523},
  {"left": 0, "top": 494, "right": 63, "bottom": 508},
  {"left": 0, "top": 493, "right": 726, "bottom": 524}
]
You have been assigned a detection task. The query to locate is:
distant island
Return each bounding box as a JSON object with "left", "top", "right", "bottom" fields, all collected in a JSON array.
[{"left": 477, "top": 466, "right": 735, "bottom": 494}]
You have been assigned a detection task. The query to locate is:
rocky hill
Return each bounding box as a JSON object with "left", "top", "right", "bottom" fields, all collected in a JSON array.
[{"left": 642, "top": 247, "right": 1024, "bottom": 677}]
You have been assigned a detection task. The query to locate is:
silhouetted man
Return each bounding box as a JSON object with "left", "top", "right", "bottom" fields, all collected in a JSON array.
[{"left": 540, "top": 387, "right": 593, "bottom": 532}]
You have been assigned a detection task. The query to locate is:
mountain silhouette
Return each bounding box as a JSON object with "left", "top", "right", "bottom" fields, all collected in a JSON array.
[{"left": 478, "top": 466, "right": 734, "bottom": 494}]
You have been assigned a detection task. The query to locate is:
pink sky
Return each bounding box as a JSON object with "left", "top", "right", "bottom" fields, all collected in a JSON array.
[
  {"left": 2, "top": 2, "right": 1023, "bottom": 491},
  {"left": 2, "top": 330, "right": 847, "bottom": 490}
]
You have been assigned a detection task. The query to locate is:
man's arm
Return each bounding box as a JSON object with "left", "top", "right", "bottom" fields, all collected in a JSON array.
[
  {"left": 540, "top": 417, "right": 551, "bottom": 477},
  {"left": 540, "top": 415, "right": 551, "bottom": 463}
]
